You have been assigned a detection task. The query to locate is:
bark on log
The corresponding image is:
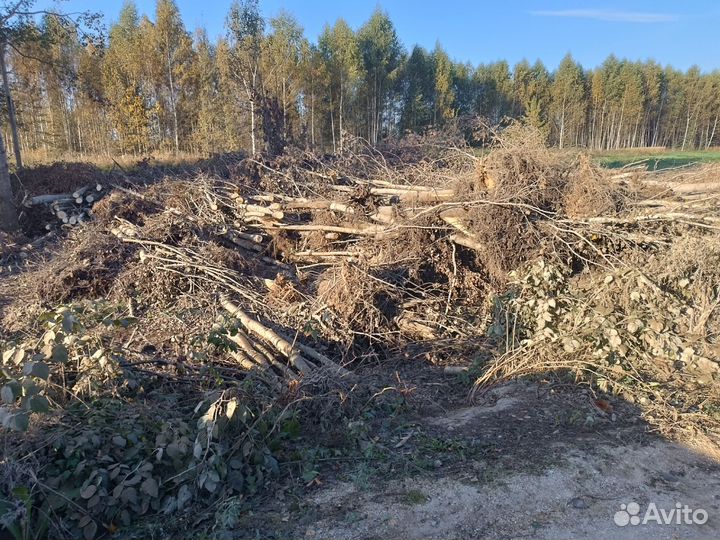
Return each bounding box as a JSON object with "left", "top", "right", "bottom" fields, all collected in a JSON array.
[
  {"left": 569, "top": 213, "right": 720, "bottom": 226},
  {"left": 281, "top": 198, "right": 356, "bottom": 214},
  {"left": 233, "top": 231, "right": 264, "bottom": 243},
  {"left": 226, "top": 329, "right": 289, "bottom": 379},
  {"left": 270, "top": 222, "right": 392, "bottom": 238},
  {"left": 275, "top": 329, "right": 352, "bottom": 377},
  {"left": 330, "top": 185, "right": 455, "bottom": 203},
  {"left": 440, "top": 208, "right": 474, "bottom": 236},
  {"left": 220, "top": 296, "right": 314, "bottom": 375},
  {"left": 450, "top": 233, "right": 485, "bottom": 252},
  {"left": 236, "top": 203, "right": 284, "bottom": 220},
  {"left": 224, "top": 231, "right": 264, "bottom": 252},
  {"left": 293, "top": 250, "right": 356, "bottom": 258},
  {"left": 26, "top": 194, "right": 73, "bottom": 206}
]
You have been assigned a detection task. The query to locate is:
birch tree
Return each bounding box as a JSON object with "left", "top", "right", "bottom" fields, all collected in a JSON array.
[{"left": 226, "top": 0, "right": 264, "bottom": 155}]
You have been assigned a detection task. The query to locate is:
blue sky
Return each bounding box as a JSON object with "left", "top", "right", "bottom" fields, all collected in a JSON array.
[{"left": 39, "top": 0, "right": 720, "bottom": 71}]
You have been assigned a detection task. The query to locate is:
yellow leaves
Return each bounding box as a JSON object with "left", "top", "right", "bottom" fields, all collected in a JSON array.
[{"left": 109, "top": 87, "right": 152, "bottom": 153}]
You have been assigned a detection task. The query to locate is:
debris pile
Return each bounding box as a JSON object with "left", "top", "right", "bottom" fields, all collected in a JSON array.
[{"left": 1, "top": 127, "right": 720, "bottom": 536}]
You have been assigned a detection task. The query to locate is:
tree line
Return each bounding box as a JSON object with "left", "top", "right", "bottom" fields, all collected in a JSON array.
[{"left": 4, "top": 0, "right": 720, "bottom": 162}]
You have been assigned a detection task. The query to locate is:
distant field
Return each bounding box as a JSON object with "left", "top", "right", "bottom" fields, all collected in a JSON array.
[{"left": 595, "top": 149, "right": 720, "bottom": 170}]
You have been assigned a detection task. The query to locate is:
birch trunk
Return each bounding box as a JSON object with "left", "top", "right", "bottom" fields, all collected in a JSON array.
[
  {"left": 0, "top": 130, "right": 18, "bottom": 231},
  {"left": 1, "top": 41, "right": 22, "bottom": 169}
]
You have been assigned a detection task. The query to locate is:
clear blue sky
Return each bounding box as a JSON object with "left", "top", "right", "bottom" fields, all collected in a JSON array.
[{"left": 40, "top": 0, "right": 720, "bottom": 71}]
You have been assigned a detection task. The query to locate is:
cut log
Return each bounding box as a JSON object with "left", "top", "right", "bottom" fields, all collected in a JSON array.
[
  {"left": 275, "top": 329, "right": 352, "bottom": 377},
  {"left": 440, "top": 208, "right": 474, "bottom": 236},
  {"left": 271, "top": 222, "right": 392, "bottom": 238},
  {"left": 229, "top": 349, "right": 257, "bottom": 371},
  {"left": 282, "top": 198, "right": 356, "bottom": 214},
  {"left": 397, "top": 316, "right": 437, "bottom": 340},
  {"left": 220, "top": 296, "right": 314, "bottom": 375},
  {"left": 293, "top": 250, "right": 356, "bottom": 258},
  {"left": 236, "top": 203, "right": 284, "bottom": 220},
  {"left": 224, "top": 231, "right": 264, "bottom": 252},
  {"left": 450, "top": 233, "right": 485, "bottom": 252},
  {"left": 26, "top": 194, "right": 73, "bottom": 206},
  {"left": 331, "top": 185, "right": 455, "bottom": 203},
  {"left": 569, "top": 213, "right": 720, "bottom": 226},
  {"left": 397, "top": 189, "right": 455, "bottom": 203},
  {"left": 226, "top": 329, "right": 288, "bottom": 376},
  {"left": 233, "top": 231, "right": 264, "bottom": 243}
]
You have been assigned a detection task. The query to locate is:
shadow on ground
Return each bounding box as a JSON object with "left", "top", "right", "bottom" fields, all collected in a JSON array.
[{"left": 233, "top": 365, "right": 720, "bottom": 540}]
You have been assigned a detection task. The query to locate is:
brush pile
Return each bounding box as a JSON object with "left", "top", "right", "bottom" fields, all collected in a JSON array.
[
  {"left": 4, "top": 125, "right": 720, "bottom": 411},
  {"left": 1, "top": 125, "right": 720, "bottom": 536}
]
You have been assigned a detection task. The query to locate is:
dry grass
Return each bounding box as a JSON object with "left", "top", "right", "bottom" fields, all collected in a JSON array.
[{"left": 19, "top": 149, "right": 205, "bottom": 171}]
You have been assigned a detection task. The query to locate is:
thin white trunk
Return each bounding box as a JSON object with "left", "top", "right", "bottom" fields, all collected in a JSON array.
[
  {"left": 250, "top": 98, "right": 256, "bottom": 154},
  {"left": 339, "top": 75, "right": 344, "bottom": 153},
  {"left": 615, "top": 98, "right": 625, "bottom": 150},
  {"left": 652, "top": 92, "right": 665, "bottom": 147},
  {"left": 707, "top": 114, "right": 718, "bottom": 150},
  {"left": 310, "top": 88, "right": 315, "bottom": 148},
  {"left": 167, "top": 44, "right": 180, "bottom": 154},
  {"left": 282, "top": 77, "right": 287, "bottom": 139},
  {"left": 681, "top": 111, "right": 691, "bottom": 151},
  {"left": 558, "top": 96, "right": 567, "bottom": 149},
  {"left": 1, "top": 42, "right": 22, "bottom": 169},
  {"left": 329, "top": 91, "right": 336, "bottom": 153}
]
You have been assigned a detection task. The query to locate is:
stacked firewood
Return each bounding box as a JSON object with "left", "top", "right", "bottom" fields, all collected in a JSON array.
[{"left": 25, "top": 183, "right": 108, "bottom": 229}]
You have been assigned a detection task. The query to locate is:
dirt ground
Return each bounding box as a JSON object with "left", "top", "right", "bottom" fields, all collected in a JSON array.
[{"left": 234, "top": 377, "right": 720, "bottom": 540}]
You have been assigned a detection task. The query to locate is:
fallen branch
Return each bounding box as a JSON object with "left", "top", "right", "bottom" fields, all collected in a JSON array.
[{"left": 220, "top": 295, "right": 314, "bottom": 375}]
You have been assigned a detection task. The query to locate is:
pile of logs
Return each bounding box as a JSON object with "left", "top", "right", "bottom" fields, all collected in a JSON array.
[{"left": 25, "top": 183, "right": 108, "bottom": 229}]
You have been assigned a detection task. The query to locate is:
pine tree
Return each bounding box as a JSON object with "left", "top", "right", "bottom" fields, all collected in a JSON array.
[
  {"left": 473, "top": 61, "right": 513, "bottom": 124},
  {"left": 432, "top": 43, "right": 455, "bottom": 126}
]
